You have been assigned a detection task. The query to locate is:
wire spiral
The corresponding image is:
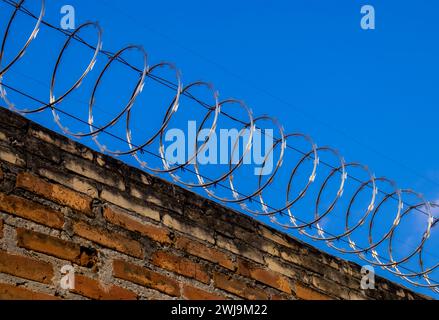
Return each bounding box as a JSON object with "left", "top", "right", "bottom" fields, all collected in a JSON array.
[{"left": 0, "top": 0, "right": 438, "bottom": 293}]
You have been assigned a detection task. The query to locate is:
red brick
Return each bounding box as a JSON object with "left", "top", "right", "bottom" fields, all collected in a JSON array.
[
  {"left": 295, "top": 283, "right": 332, "bottom": 300},
  {"left": 0, "top": 283, "right": 58, "bottom": 300},
  {"left": 73, "top": 221, "right": 143, "bottom": 259},
  {"left": 16, "top": 172, "right": 93, "bottom": 216},
  {"left": 151, "top": 251, "right": 210, "bottom": 284},
  {"left": 213, "top": 272, "right": 268, "bottom": 300},
  {"left": 0, "top": 192, "right": 64, "bottom": 229},
  {"left": 175, "top": 236, "right": 235, "bottom": 270},
  {"left": 0, "top": 250, "right": 53, "bottom": 284},
  {"left": 182, "top": 284, "right": 226, "bottom": 300},
  {"left": 72, "top": 274, "right": 137, "bottom": 300},
  {"left": 113, "top": 259, "right": 180, "bottom": 296},
  {"left": 16, "top": 228, "right": 97, "bottom": 267},
  {"left": 237, "top": 259, "right": 292, "bottom": 294},
  {"left": 103, "top": 206, "right": 171, "bottom": 244}
]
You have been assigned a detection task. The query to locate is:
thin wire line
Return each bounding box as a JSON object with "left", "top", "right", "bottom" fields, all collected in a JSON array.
[
  {"left": 0, "top": 0, "right": 436, "bottom": 222},
  {"left": 1, "top": 81, "right": 437, "bottom": 287},
  {"left": 9, "top": 67, "right": 439, "bottom": 264},
  {"left": 100, "top": 0, "right": 439, "bottom": 191}
]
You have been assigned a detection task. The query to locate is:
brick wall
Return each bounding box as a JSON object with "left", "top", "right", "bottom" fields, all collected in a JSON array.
[{"left": 0, "top": 107, "right": 427, "bottom": 300}]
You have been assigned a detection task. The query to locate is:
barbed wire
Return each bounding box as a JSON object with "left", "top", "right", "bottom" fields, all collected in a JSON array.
[
  {"left": 0, "top": 0, "right": 438, "bottom": 293},
  {"left": 1, "top": 0, "right": 435, "bottom": 220},
  {"left": 3, "top": 80, "right": 438, "bottom": 291}
]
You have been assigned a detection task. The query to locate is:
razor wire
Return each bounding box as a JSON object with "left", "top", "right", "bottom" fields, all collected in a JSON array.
[{"left": 0, "top": 0, "right": 438, "bottom": 293}]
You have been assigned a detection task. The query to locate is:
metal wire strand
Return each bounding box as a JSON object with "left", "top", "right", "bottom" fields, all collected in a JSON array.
[{"left": 0, "top": 0, "right": 437, "bottom": 292}]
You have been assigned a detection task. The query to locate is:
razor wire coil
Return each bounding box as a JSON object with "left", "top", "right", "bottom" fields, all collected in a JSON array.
[{"left": 0, "top": 0, "right": 438, "bottom": 293}]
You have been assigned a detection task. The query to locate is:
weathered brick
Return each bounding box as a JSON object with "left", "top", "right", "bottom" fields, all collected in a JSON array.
[
  {"left": 0, "top": 131, "right": 7, "bottom": 142},
  {"left": 213, "top": 272, "right": 268, "bottom": 300},
  {"left": 113, "top": 259, "right": 180, "bottom": 296},
  {"left": 72, "top": 274, "right": 137, "bottom": 300},
  {"left": 237, "top": 259, "right": 292, "bottom": 294},
  {"left": 25, "top": 136, "right": 61, "bottom": 163},
  {"left": 317, "top": 264, "right": 362, "bottom": 291},
  {"left": 0, "top": 283, "right": 58, "bottom": 300},
  {"left": 321, "top": 255, "right": 341, "bottom": 270},
  {"left": 162, "top": 214, "right": 214, "bottom": 244},
  {"left": 0, "top": 108, "right": 28, "bottom": 128},
  {"left": 95, "top": 154, "right": 106, "bottom": 167},
  {"left": 182, "top": 284, "right": 226, "bottom": 300},
  {"left": 0, "top": 108, "right": 426, "bottom": 301},
  {"left": 73, "top": 221, "right": 143, "bottom": 259},
  {"left": 259, "top": 225, "right": 300, "bottom": 250},
  {"left": 175, "top": 236, "right": 235, "bottom": 270},
  {"left": 270, "top": 293, "right": 290, "bottom": 300},
  {"left": 37, "top": 167, "right": 98, "bottom": 198},
  {"left": 103, "top": 206, "right": 170, "bottom": 244},
  {"left": 188, "top": 210, "right": 235, "bottom": 237},
  {"left": 265, "top": 256, "right": 296, "bottom": 278},
  {"left": 348, "top": 290, "right": 368, "bottom": 300},
  {"left": 280, "top": 249, "right": 324, "bottom": 275},
  {"left": 0, "top": 192, "right": 64, "bottom": 229},
  {"left": 16, "top": 172, "right": 93, "bottom": 216},
  {"left": 128, "top": 183, "right": 167, "bottom": 210},
  {"left": 0, "top": 146, "right": 25, "bottom": 167},
  {"left": 311, "top": 276, "right": 349, "bottom": 300},
  {"left": 64, "top": 155, "right": 125, "bottom": 190},
  {"left": 16, "top": 228, "right": 97, "bottom": 267},
  {"left": 295, "top": 283, "right": 332, "bottom": 300},
  {"left": 215, "top": 235, "right": 264, "bottom": 264},
  {"left": 0, "top": 250, "right": 53, "bottom": 284},
  {"left": 29, "top": 127, "right": 93, "bottom": 161},
  {"left": 233, "top": 226, "right": 280, "bottom": 256},
  {"left": 130, "top": 184, "right": 154, "bottom": 199},
  {"left": 151, "top": 251, "right": 210, "bottom": 284},
  {"left": 101, "top": 188, "right": 160, "bottom": 221},
  {"left": 129, "top": 169, "right": 152, "bottom": 186}
]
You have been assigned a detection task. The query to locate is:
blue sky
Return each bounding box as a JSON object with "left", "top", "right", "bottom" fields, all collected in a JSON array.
[
  {"left": 60, "top": 0, "right": 439, "bottom": 197},
  {"left": 1, "top": 0, "right": 438, "bottom": 297}
]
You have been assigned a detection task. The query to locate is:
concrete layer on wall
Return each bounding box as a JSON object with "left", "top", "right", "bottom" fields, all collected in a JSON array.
[{"left": 0, "top": 107, "right": 428, "bottom": 300}]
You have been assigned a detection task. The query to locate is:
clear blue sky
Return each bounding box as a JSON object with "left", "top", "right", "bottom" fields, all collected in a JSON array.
[
  {"left": 1, "top": 0, "right": 438, "bottom": 297},
  {"left": 46, "top": 0, "right": 439, "bottom": 198}
]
